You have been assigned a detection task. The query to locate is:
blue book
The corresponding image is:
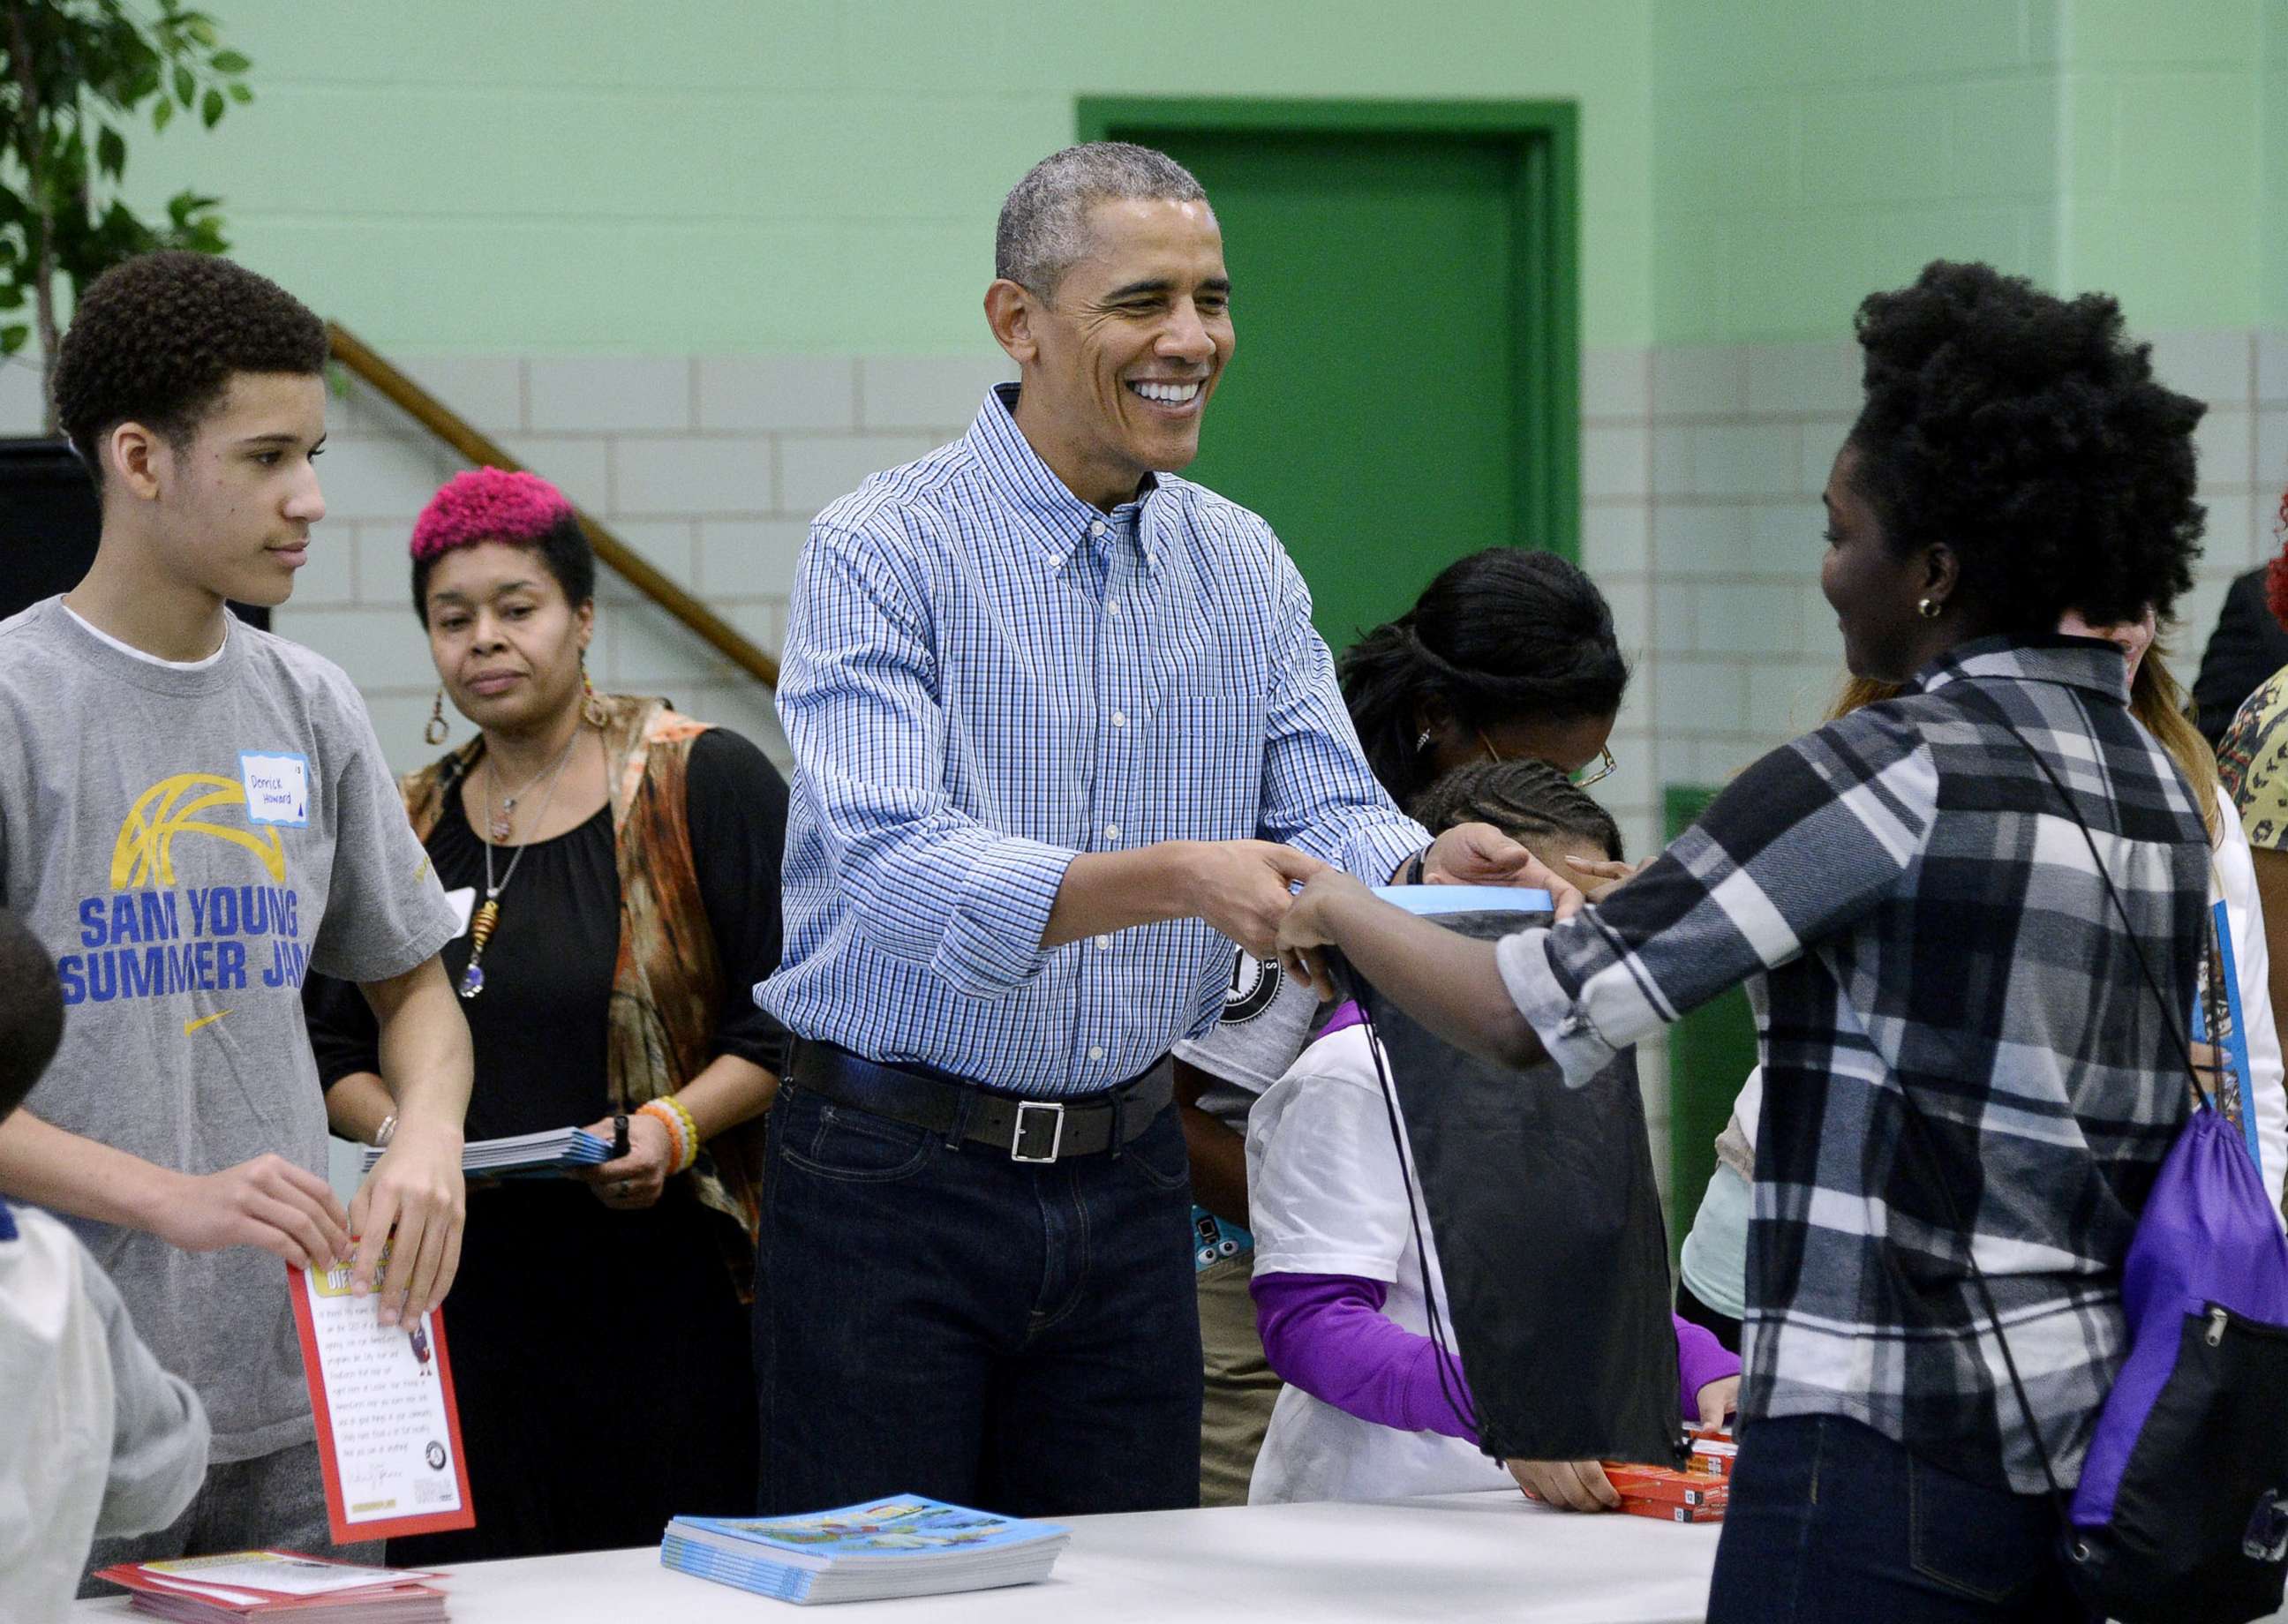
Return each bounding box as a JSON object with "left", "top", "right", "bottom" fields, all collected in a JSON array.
[{"left": 661, "top": 1497, "right": 1070, "bottom": 1605}]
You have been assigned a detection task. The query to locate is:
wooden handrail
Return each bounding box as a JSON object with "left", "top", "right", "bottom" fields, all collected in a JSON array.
[{"left": 325, "top": 321, "right": 780, "bottom": 689}]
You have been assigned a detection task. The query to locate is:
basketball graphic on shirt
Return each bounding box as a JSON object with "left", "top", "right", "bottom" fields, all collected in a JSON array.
[
  {"left": 110, "top": 772, "right": 286, "bottom": 887},
  {"left": 1220, "top": 951, "right": 1281, "bottom": 1026},
  {"left": 56, "top": 768, "right": 312, "bottom": 1011}
]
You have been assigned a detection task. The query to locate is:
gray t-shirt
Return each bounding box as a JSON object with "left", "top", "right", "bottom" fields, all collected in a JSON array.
[
  {"left": 1170, "top": 950, "right": 1321, "bottom": 1136},
  {"left": 0, "top": 598, "right": 455, "bottom": 1462}
]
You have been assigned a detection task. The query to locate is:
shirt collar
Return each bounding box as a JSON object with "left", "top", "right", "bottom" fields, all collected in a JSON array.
[
  {"left": 1912, "top": 635, "right": 2134, "bottom": 704},
  {"left": 963, "top": 383, "right": 1165, "bottom": 575}
]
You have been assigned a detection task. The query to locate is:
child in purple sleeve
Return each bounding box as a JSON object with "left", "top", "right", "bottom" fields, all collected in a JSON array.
[{"left": 1244, "top": 762, "right": 1741, "bottom": 1507}]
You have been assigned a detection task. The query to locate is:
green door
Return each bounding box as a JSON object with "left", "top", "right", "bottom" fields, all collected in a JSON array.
[{"left": 1082, "top": 102, "right": 1578, "bottom": 655}]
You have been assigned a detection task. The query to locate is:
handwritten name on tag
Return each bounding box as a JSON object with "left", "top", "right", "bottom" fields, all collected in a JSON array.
[{"left": 238, "top": 751, "right": 311, "bottom": 827}]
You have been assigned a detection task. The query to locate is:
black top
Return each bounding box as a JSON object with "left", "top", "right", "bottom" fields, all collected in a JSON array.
[
  {"left": 304, "top": 728, "right": 790, "bottom": 1140},
  {"left": 2192, "top": 567, "right": 2288, "bottom": 748}
]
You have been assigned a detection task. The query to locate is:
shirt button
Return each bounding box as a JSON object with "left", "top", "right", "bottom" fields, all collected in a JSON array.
[
  {"left": 1110, "top": 710, "right": 1127, "bottom": 728},
  {"left": 1105, "top": 823, "right": 1121, "bottom": 841},
  {"left": 1107, "top": 599, "right": 1121, "bottom": 614},
  {"left": 1088, "top": 1045, "right": 1106, "bottom": 1062},
  {"left": 1095, "top": 936, "right": 1111, "bottom": 951}
]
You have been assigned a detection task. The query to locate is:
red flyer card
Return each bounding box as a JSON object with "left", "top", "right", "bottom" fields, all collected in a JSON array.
[
  {"left": 287, "top": 1260, "right": 475, "bottom": 1544},
  {"left": 91, "top": 1548, "right": 446, "bottom": 1615}
]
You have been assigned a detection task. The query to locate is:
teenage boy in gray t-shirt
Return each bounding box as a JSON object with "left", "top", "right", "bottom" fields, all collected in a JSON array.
[{"left": 0, "top": 253, "right": 473, "bottom": 1586}]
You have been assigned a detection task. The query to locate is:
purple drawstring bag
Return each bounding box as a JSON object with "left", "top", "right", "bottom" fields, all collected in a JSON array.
[{"left": 2058, "top": 1096, "right": 2288, "bottom": 1621}]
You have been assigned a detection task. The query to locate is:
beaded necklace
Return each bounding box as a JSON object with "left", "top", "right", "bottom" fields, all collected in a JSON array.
[{"left": 458, "top": 728, "right": 581, "bottom": 1000}]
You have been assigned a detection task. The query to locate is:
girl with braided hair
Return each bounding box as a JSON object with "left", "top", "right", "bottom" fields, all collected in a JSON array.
[{"left": 1177, "top": 546, "right": 1630, "bottom": 1506}]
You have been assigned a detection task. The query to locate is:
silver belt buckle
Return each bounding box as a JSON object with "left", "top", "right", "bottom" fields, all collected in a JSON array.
[{"left": 1011, "top": 1100, "right": 1065, "bottom": 1163}]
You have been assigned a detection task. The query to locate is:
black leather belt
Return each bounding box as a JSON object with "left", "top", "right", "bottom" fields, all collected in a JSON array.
[{"left": 790, "top": 1041, "right": 1172, "bottom": 1163}]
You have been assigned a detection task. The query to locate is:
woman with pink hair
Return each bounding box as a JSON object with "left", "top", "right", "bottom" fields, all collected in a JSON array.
[{"left": 302, "top": 468, "right": 788, "bottom": 1560}]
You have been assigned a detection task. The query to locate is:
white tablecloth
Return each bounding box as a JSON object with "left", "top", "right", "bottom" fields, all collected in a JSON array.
[{"left": 75, "top": 1492, "right": 1720, "bottom": 1622}]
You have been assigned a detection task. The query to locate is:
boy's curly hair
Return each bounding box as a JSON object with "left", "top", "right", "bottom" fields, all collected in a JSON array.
[
  {"left": 1846, "top": 260, "right": 2205, "bottom": 635},
  {"left": 50, "top": 252, "right": 328, "bottom": 487}
]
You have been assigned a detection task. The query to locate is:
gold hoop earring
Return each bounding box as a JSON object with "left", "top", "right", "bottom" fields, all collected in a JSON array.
[
  {"left": 1916, "top": 597, "right": 1944, "bottom": 620},
  {"left": 581, "top": 658, "right": 609, "bottom": 727},
  {"left": 424, "top": 688, "right": 449, "bottom": 746}
]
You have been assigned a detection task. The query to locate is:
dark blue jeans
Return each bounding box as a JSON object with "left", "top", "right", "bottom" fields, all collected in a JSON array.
[
  {"left": 1707, "top": 1414, "right": 2093, "bottom": 1623},
  {"left": 752, "top": 1085, "right": 1202, "bottom": 1518}
]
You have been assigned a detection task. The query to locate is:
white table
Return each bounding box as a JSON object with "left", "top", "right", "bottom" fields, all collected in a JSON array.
[{"left": 77, "top": 1492, "right": 1720, "bottom": 1622}]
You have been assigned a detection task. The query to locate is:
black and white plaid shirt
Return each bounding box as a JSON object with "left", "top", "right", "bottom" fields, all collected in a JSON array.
[{"left": 1497, "top": 639, "right": 2207, "bottom": 1492}]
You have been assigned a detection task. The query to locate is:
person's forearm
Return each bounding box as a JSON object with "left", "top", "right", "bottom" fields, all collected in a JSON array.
[
  {"left": 1312, "top": 889, "right": 1547, "bottom": 1069},
  {"left": 1178, "top": 1103, "right": 1251, "bottom": 1227},
  {"left": 1043, "top": 845, "right": 1195, "bottom": 947},
  {"left": 1672, "top": 1312, "right": 1742, "bottom": 1418},
  {"left": 0, "top": 1110, "right": 184, "bottom": 1234},
  {"left": 326, "top": 1072, "right": 395, "bottom": 1144},
  {"left": 1253, "top": 1271, "right": 1478, "bottom": 1441},
  {"left": 367, "top": 959, "right": 472, "bottom": 1146},
  {"left": 670, "top": 1053, "right": 779, "bottom": 1141}
]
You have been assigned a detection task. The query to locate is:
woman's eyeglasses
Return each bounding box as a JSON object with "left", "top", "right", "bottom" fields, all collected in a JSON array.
[{"left": 1475, "top": 731, "right": 1617, "bottom": 789}]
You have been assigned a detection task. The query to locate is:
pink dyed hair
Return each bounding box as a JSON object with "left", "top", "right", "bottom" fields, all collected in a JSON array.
[{"left": 409, "top": 467, "right": 575, "bottom": 561}]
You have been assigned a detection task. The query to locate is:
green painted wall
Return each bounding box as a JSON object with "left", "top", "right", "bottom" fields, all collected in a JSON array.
[
  {"left": 2265, "top": 0, "right": 2288, "bottom": 328},
  {"left": 2056, "top": 0, "right": 2268, "bottom": 335},
  {"left": 1651, "top": 0, "right": 2278, "bottom": 344},
  {"left": 117, "top": 0, "right": 1653, "bottom": 351}
]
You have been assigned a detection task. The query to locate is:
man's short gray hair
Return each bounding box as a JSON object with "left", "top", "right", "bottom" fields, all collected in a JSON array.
[{"left": 995, "top": 142, "right": 1209, "bottom": 297}]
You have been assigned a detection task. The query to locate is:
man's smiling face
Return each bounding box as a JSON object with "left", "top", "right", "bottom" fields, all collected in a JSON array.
[{"left": 1006, "top": 195, "right": 1233, "bottom": 508}]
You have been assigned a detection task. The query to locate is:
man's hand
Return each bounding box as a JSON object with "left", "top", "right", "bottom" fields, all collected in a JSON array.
[
  {"left": 153, "top": 1154, "right": 352, "bottom": 1272},
  {"left": 1420, "top": 823, "right": 1587, "bottom": 918},
  {"left": 1506, "top": 1458, "right": 1621, "bottom": 1512},
  {"left": 1275, "top": 868, "right": 1375, "bottom": 1001},
  {"left": 1181, "top": 840, "right": 1333, "bottom": 959},
  {"left": 576, "top": 1110, "right": 675, "bottom": 1212},
  {"left": 347, "top": 1117, "right": 465, "bottom": 1328},
  {"left": 1697, "top": 1375, "right": 1741, "bottom": 1429}
]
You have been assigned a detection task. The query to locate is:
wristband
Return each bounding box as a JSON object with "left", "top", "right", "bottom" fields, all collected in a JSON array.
[
  {"left": 663, "top": 1095, "right": 702, "bottom": 1172},
  {"left": 373, "top": 1113, "right": 397, "bottom": 1149},
  {"left": 639, "top": 1097, "right": 700, "bottom": 1175},
  {"left": 1402, "top": 846, "right": 1429, "bottom": 886}
]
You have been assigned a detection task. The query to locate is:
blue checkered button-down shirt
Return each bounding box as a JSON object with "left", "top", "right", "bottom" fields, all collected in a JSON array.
[{"left": 759, "top": 385, "right": 1426, "bottom": 1097}]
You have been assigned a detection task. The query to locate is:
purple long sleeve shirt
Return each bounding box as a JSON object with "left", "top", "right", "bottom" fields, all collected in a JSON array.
[{"left": 1252, "top": 1271, "right": 1740, "bottom": 1447}]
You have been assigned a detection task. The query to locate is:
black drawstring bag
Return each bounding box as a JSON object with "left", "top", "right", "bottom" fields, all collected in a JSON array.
[{"left": 1343, "top": 886, "right": 1680, "bottom": 1464}]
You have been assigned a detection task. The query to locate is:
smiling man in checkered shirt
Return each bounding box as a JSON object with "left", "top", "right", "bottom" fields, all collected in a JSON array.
[
  {"left": 1278, "top": 261, "right": 2212, "bottom": 1623},
  {"left": 754, "top": 143, "right": 1548, "bottom": 1520}
]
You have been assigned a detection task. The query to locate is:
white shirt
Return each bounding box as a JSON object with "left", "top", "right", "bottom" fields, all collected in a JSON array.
[
  {"left": 1245, "top": 1025, "right": 1513, "bottom": 1505},
  {"left": 2207, "top": 810, "right": 2288, "bottom": 1215},
  {"left": 0, "top": 1203, "right": 207, "bottom": 1623}
]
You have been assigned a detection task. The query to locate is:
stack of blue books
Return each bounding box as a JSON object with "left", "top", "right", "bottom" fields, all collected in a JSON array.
[
  {"left": 359, "top": 1126, "right": 611, "bottom": 1177},
  {"left": 660, "top": 1497, "right": 1070, "bottom": 1605}
]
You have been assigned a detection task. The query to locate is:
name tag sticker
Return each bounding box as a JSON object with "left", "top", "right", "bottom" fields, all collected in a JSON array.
[
  {"left": 238, "top": 750, "right": 312, "bottom": 827},
  {"left": 441, "top": 886, "right": 476, "bottom": 937}
]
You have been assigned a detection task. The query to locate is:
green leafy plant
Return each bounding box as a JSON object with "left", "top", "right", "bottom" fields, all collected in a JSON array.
[{"left": 1, "top": 0, "right": 251, "bottom": 430}]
